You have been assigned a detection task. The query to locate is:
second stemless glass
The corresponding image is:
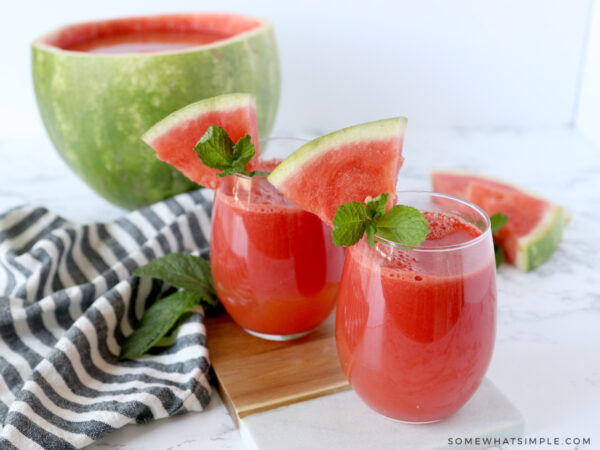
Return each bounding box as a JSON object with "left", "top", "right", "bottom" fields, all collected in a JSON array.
[
  {"left": 336, "top": 191, "right": 497, "bottom": 423},
  {"left": 210, "top": 138, "right": 345, "bottom": 340}
]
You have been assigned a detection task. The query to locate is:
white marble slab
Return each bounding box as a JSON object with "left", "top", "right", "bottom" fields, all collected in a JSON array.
[
  {"left": 240, "top": 378, "right": 524, "bottom": 450},
  {"left": 86, "top": 393, "right": 244, "bottom": 450}
]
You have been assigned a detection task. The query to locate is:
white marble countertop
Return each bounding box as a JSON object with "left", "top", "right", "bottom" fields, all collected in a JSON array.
[{"left": 2, "top": 127, "right": 599, "bottom": 449}]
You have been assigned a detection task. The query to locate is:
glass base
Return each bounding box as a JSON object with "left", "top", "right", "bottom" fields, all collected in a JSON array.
[
  {"left": 243, "top": 328, "right": 313, "bottom": 341},
  {"left": 387, "top": 418, "right": 441, "bottom": 425},
  {"left": 370, "top": 407, "right": 442, "bottom": 424}
]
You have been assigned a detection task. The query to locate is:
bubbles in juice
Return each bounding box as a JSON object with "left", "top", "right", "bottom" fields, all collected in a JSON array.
[{"left": 420, "top": 212, "right": 481, "bottom": 247}]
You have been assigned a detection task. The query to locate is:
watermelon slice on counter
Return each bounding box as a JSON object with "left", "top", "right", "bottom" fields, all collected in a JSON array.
[
  {"left": 268, "top": 118, "right": 407, "bottom": 225},
  {"left": 142, "top": 93, "right": 260, "bottom": 189},
  {"left": 431, "top": 169, "right": 567, "bottom": 271}
]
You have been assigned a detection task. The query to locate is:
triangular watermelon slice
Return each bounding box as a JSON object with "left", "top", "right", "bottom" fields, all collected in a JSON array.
[
  {"left": 431, "top": 169, "right": 566, "bottom": 271},
  {"left": 268, "top": 118, "right": 407, "bottom": 225},
  {"left": 142, "top": 93, "right": 260, "bottom": 189},
  {"left": 431, "top": 169, "right": 522, "bottom": 199}
]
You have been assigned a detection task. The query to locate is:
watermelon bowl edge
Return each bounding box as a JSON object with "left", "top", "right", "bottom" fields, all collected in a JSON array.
[{"left": 31, "top": 13, "right": 281, "bottom": 209}]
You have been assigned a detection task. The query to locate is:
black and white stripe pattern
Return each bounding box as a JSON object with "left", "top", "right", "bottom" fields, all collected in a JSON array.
[{"left": 0, "top": 190, "right": 213, "bottom": 449}]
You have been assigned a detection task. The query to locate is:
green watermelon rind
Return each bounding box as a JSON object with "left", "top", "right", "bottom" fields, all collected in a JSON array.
[
  {"left": 268, "top": 118, "right": 407, "bottom": 188},
  {"left": 31, "top": 14, "right": 280, "bottom": 209},
  {"left": 516, "top": 204, "right": 565, "bottom": 271},
  {"left": 141, "top": 93, "right": 255, "bottom": 144},
  {"left": 430, "top": 168, "right": 568, "bottom": 271}
]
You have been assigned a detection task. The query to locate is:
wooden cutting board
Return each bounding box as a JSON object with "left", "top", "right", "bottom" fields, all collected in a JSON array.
[{"left": 205, "top": 312, "right": 350, "bottom": 427}]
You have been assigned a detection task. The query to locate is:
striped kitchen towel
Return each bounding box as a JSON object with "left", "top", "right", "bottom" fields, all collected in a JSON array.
[{"left": 0, "top": 190, "right": 213, "bottom": 449}]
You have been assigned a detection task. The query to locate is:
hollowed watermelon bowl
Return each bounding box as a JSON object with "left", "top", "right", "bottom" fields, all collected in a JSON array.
[{"left": 32, "top": 13, "right": 280, "bottom": 209}]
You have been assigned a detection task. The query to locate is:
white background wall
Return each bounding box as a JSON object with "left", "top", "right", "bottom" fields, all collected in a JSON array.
[
  {"left": 577, "top": 1, "right": 600, "bottom": 147},
  {"left": 0, "top": 0, "right": 595, "bottom": 138}
]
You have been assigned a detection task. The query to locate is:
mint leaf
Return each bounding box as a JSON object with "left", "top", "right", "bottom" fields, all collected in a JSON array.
[
  {"left": 365, "top": 220, "right": 377, "bottom": 246},
  {"left": 494, "top": 243, "right": 505, "bottom": 267},
  {"left": 194, "top": 125, "right": 258, "bottom": 178},
  {"left": 154, "top": 331, "right": 180, "bottom": 348},
  {"left": 232, "top": 134, "right": 256, "bottom": 168},
  {"left": 125, "top": 253, "right": 219, "bottom": 358},
  {"left": 490, "top": 212, "right": 508, "bottom": 234},
  {"left": 119, "top": 291, "right": 201, "bottom": 360},
  {"left": 490, "top": 213, "right": 508, "bottom": 268},
  {"left": 248, "top": 170, "right": 271, "bottom": 178},
  {"left": 366, "top": 193, "right": 388, "bottom": 220},
  {"left": 332, "top": 202, "right": 369, "bottom": 246},
  {"left": 194, "top": 125, "right": 236, "bottom": 170},
  {"left": 217, "top": 166, "right": 247, "bottom": 178},
  {"left": 375, "top": 205, "right": 430, "bottom": 247},
  {"left": 134, "top": 253, "right": 217, "bottom": 304},
  {"left": 332, "top": 195, "right": 430, "bottom": 248}
]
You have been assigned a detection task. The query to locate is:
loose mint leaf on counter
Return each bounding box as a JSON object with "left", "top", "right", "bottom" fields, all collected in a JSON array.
[
  {"left": 490, "top": 212, "right": 508, "bottom": 234},
  {"left": 119, "top": 290, "right": 202, "bottom": 360},
  {"left": 332, "top": 202, "right": 369, "bottom": 246},
  {"left": 134, "top": 253, "right": 216, "bottom": 302},
  {"left": 376, "top": 205, "right": 430, "bottom": 247},
  {"left": 124, "top": 253, "right": 220, "bottom": 359},
  {"left": 194, "top": 125, "right": 263, "bottom": 178}
]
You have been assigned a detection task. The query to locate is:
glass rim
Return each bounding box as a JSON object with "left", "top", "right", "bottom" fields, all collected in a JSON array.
[
  {"left": 259, "top": 136, "right": 310, "bottom": 145},
  {"left": 234, "top": 136, "right": 309, "bottom": 181},
  {"left": 374, "top": 190, "right": 492, "bottom": 253}
]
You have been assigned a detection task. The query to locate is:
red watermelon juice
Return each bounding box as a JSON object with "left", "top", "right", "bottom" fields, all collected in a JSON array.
[
  {"left": 336, "top": 191, "right": 496, "bottom": 422},
  {"left": 63, "top": 30, "right": 230, "bottom": 54},
  {"left": 211, "top": 171, "right": 345, "bottom": 340},
  {"left": 49, "top": 15, "right": 253, "bottom": 54}
]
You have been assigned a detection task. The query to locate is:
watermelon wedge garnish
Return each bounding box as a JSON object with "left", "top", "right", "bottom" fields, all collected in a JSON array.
[
  {"left": 268, "top": 118, "right": 407, "bottom": 225},
  {"left": 431, "top": 169, "right": 567, "bottom": 271},
  {"left": 142, "top": 93, "right": 260, "bottom": 189}
]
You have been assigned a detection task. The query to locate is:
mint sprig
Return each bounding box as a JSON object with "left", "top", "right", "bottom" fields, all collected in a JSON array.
[
  {"left": 119, "top": 291, "right": 202, "bottom": 360},
  {"left": 120, "top": 253, "right": 218, "bottom": 360},
  {"left": 332, "top": 193, "right": 430, "bottom": 247},
  {"left": 194, "top": 125, "right": 266, "bottom": 178},
  {"left": 490, "top": 212, "right": 508, "bottom": 267},
  {"left": 331, "top": 202, "right": 370, "bottom": 246},
  {"left": 134, "top": 253, "right": 217, "bottom": 302}
]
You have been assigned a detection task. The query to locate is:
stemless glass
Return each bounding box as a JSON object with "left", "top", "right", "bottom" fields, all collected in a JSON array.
[
  {"left": 336, "top": 191, "right": 497, "bottom": 423},
  {"left": 210, "top": 138, "right": 345, "bottom": 340}
]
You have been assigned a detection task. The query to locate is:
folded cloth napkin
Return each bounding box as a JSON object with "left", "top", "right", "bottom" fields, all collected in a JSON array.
[{"left": 0, "top": 190, "right": 213, "bottom": 449}]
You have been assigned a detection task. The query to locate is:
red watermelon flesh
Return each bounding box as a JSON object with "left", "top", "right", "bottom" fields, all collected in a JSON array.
[
  {"left": 142, "top": 93, "right": 260, "bottom": 190},
  {"left": 293, "top": 139, "right": 403, "bottom": 225},
  {"left": 431, "top": 169, "right": 566, "bottom": 270},
  {"left": 466, "top": 182, "right": 550, "bottom": 264},
  {"left": 254, "top": 158, "right": 282, "bottom": 173},
  {"left": 431, "top": 169, "right": 520, "bottom": 201},
  {"left": 267, "top": 118, "right": 407, "bottom": 226}
]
